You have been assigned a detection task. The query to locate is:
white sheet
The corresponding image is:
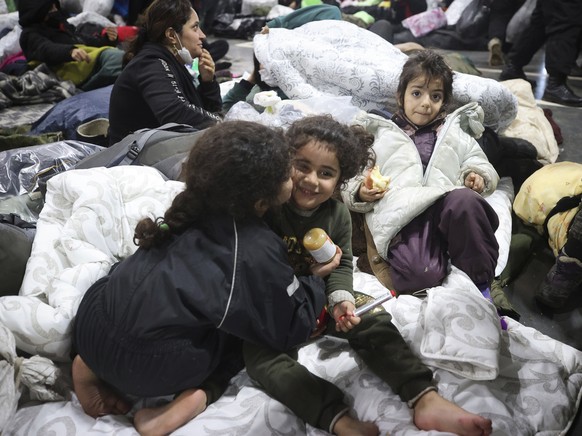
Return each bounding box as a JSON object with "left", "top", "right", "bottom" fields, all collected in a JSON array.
[{"left": 5, "top": 271, "right": 582, "bottom": 436}]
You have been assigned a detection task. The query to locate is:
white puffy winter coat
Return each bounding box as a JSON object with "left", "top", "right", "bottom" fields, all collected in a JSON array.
[{"left": 342, "top": 102, "right": 499, "bottom": 259}]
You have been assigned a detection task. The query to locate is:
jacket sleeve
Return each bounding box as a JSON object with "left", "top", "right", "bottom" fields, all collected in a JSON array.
[
  {"left": 222, "top": 79, "right": 254, "bottom": 113},
  {"left": 136, "top": 57, "right": 222, "bottom": 129},
  {"left": 325, "top": 203, "right": 356, "bottom": 310},
  {"left": 341, "top": 174, "right": 376, "bottom": 213},
  {"left": 459, "top": 136, "right": 499, "bottom": 196},
  {"left": 78, "top": 31, "right": 116, "bottom": 48},
  {"left": 218, "top": 228, "right": 327, "bottom": 352},
  {"left": 454, "top": 103, "right": 499, "bottom": 196},
  {"left": 198, "top": 78, "right": 223, "bottom": 114},
  {"left": 20, "top": 30, "right": 74, "bottom": 65}
]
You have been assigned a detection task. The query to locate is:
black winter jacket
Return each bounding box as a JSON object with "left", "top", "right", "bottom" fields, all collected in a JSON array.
[
  {"left": 18, "top": 0, "right": 113, "bottom": 65},
  {"left": 74, "top": 215, "right": 326, "bottom": 395},
  {"left": 108, "top": 42, "right": 222, "bottom": 144}
]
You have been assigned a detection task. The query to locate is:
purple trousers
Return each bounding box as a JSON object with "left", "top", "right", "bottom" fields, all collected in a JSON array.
[{"left": 386, "top": 188, "right": 499, "bottom": 293}]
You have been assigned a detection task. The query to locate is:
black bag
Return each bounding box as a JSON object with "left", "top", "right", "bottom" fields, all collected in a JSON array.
[
  {"left": 456, "top": 0, "right": 491, "bottom": 39},
  {"left": 74, "top": 123, "right": 206, "bottom": 180},
  {"left": 0, "top": 214, "right": 36, "bottom": 296}
]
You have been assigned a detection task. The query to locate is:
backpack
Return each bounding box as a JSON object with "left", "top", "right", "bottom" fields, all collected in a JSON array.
[{"left": 74, "top": 123, "right": 206, "bottom": 180}]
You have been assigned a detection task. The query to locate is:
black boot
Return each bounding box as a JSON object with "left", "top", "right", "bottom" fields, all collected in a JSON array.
[
  {"left": 542, "top": 77, "right": 582, "bottom": 107},
  {"left": 499, "top": 63, "right": 536, "bottom": 89}
]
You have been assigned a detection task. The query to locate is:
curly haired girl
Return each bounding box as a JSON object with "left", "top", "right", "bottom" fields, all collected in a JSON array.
[{"left": 72, "top": 121, "right": 327, "bottom": 436}]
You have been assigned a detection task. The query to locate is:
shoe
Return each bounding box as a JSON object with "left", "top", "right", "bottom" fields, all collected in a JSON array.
[
  {"left": 488, "top": 37, "right": 504, "bottom": 67},
  {"left": 536, "top": 252, "right": 582, "bottom": 309},
  {"left": 215, "top": 61, "right": 232, "bottom": 71},
  {"left": 205, "top": 39, "right": 229, "bottom": 62},
  {"left": 542, "top": 79, "right": 582, "bottom": 107},
  {"left": 499, "top": 63, "right": 536, "bottom": 89}
]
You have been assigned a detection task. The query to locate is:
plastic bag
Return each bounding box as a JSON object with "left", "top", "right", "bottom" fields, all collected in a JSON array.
[
  {"left": 0, "top": 140, "right": 104, "bottom": 199},
  {"left": 225, "top": 95, "right": 364, "bottom": 129},
  {"left": 212, "top": 15, "right": 266, "bottom": 40},
  {"left": 456, "top": 0, "right": 490, "bottom": 39},
  {"left": 401, "top": 8, "right": 447, "bottom": 38},
  {"left": 241, "top": 0, "right": 277, "bottom": 16},
  {"left": 60, "top": 0, "right": 114, "bottom": 17}
]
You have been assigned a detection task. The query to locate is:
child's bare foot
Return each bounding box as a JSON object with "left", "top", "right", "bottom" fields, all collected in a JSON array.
[
  {"left": 332, "top": 413, "right": 379, "bottom": 436},
  {"left": 72, "top": 355, "right": 131, "bottom": 418},
  {"left": 413, "top": 390, "right": 492, "bottom": 436},
  {"left": 133, "top": 388, "right": 207, "bottom": 436}
]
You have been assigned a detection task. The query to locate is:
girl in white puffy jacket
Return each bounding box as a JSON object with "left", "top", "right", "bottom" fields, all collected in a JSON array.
[{"left": 342, "top": 50, "right": 500, "bottom": 298}]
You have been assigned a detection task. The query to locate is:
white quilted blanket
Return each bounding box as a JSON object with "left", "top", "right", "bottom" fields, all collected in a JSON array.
[
  {"left": 253, "top": 20, "right": 518, "bottom": 133},
  {"left": 0, "top": 167, "right": 184, "bottom": 361},
  {"left": 2, "top": 166, "right": 581, "bottom": 436}
]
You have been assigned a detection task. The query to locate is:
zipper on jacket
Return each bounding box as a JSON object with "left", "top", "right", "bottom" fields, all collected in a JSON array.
[
  {"left": 421, "top": 113, "right": 455, "bottom": 185},
  {"left": 217, "top": 218, "right": 238, "bottom": 328}
]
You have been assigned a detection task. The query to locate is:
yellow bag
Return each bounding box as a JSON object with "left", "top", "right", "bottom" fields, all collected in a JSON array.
[{"left": 513, "top": 161, "right": 582, "bottom": 254}]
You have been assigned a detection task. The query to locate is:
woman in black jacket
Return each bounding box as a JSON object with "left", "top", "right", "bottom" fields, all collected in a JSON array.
[
  {"left": 72, "top": 121, "right": 326, "bottom": 435},
  {"left": 107, "top": 0, "right": 222, "bottom": 145}
]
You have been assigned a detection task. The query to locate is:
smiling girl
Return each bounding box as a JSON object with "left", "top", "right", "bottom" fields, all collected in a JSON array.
[{"left": 243, "top": 115, "right": 493, "bottom": 436}]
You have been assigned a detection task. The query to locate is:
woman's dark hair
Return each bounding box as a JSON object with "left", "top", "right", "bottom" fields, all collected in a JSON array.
[
  {"left": 285, "top": 115, "right": 375, "bottom": 189},
  {"left": 396, "top": 49, "right": 454, "bottom": 112},
  {"left": 123, "top": 0, "right": 194, "bottom": 66},
  {"left": 134, "top": 121, "right": 292, "bottom": 248}
]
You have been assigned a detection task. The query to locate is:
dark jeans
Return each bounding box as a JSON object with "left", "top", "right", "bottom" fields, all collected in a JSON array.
[
  {"left": 509, "top": 0, "right": 582, "bottom": 79},
  {"left": 386, "top": 188, "right": 500, "bottom": 293},
  {"left": 488, "top": 0, "right": 523, "bottom": 47}
]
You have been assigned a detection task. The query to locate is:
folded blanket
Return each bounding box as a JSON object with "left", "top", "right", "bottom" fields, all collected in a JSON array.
[{"left": 420, "top": 269, "right": 501, "bottom": 380}]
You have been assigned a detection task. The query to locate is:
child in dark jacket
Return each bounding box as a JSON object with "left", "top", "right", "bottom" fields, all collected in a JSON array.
[
  {"left": 18, "top": 0, "right": 123, "bottom": 91},
  {"left": 243, "top": 115, "right": 493, "bottom": 436},
  {"left": 71, "top": 121, "right": 326, "bottom": 436}
]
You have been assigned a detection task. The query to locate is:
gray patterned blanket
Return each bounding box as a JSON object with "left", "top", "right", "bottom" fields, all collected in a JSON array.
[{"left": 0, "top": 63, "right": 76, "bottom": 110}]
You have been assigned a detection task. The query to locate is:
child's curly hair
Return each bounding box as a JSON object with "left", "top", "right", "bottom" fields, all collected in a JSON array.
[
  {"left": 135, "top": 121, "right": 292, "bottom": 248},
  {"left": 285, "top": 115, "right": 375, "bottom": 188},
  {"left": 396, "top": 49, "right": 454, "bottom": 112}
]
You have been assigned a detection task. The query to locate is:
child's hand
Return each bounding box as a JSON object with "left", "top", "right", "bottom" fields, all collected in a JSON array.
[
  {"left": 464, "top": 171, "right": 485, "bottom": 193},
  {"left": 104, "top": 26, "right": 118, "bottom": 42},
  {"left": 71, "top": 48, "right": 90, "bottom": 63},
  {"left": 358, "top": 181, "right": 387, "bottom": 203},
  {"left": 333, "top": 301, "right": 360, "bottom": 332},
  {"left": 198, "top": 48, "right": 216, "bottom": 83},
  {"left": 310, "top": 246, "right": 343, "bottom": 277}
]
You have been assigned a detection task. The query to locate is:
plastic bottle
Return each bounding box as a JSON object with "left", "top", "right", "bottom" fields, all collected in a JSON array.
[{"left": 303, "top": 228, "right": 336, "bottom": 264}]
